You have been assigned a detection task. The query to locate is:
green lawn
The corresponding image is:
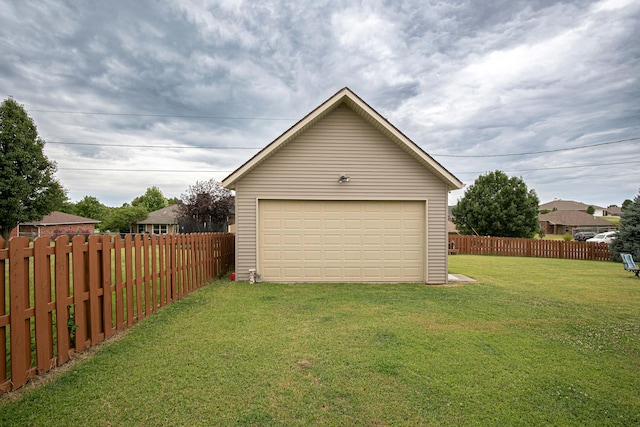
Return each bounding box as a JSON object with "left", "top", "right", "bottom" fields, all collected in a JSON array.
[{"left": 1, "top": 256, "right": 639, "bottom": 426}]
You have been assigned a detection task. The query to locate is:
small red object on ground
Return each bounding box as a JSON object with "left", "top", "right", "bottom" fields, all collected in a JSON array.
[{"left": 230, "top": 272, "right": 236, "bottom": 281}]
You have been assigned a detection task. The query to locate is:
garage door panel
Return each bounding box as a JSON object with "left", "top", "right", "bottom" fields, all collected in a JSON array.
[
  {"left": 263, "top": 250, "right": 282, "bottom": 261},
  {"left": 325, "top": 219, "right": 341, "bottom": 230},
  {"left": 283, "top": 267, "right": 301, "bottom": 279},
  {"left": 344, "top": 235, "right": 362, "bottom": 245},
  {"left": 344, "top": 219, "right": 362, "bottom": 230},
  {"left": 384, "top": 235, "right": 402, "bottom": 245},
  {"left": 344, "top": 267, "right": 362, "bottom": 278},
  {"left": 304, "top": 219, "right": 322, "bottom": 229},
  {"left": 303, "top": 234, "right": 322, "bottom": 245},
  {"left": 403, "top": 235, "right": 423, "bottom": 246},
  {"left": 263, "top": 234, "right": 281, "bottom": 245},
  {"left": 364, "top": 250, "right": 381, "bottom": 261},
  {"left": 364, "top": 267, "right": 382, "bottom": 278},
  {"left": 324, "top": 235, "right": 341, "bottom": 245},
  {"left": 325, "top": 250, "right": 341, "bottom": 261},
  {"left": 324, "top": 267, "right": 341, "bottom": 278},
  {"left": 284, "top": 250, "right": 301, "bottom": 261},
  {"left": 259, "top": 200, "right": 425, "bottom": 282}
]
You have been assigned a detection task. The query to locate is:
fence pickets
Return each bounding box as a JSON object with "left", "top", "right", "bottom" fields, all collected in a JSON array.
[
  {"left": 0, "top": 232, "right": 234, "bottom": 395},
  {"left": 449, "top": 235, "right": 611, "bottom": 261}
]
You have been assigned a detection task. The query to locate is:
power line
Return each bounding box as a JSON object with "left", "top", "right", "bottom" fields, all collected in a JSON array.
[
  {"left": 454, "top": 159, "right": 640, "bottom": 175},
  {"left": 29, "top": 109, "right": 293, "bottom": 121},
  {"left": 58, "top": 168, "right": 232, "bottom": 172},
  {"left": 48, "top": 141, "right": 258, "bottom": 149},
  {"left": 431, "top": 136, "right": 639, "bottom": 158},
  {"left": 47, "top": 136, "right": 640, "bottom": 155},
  {"left": 57, "top": 159, "right": 640, "bottom": 174}
]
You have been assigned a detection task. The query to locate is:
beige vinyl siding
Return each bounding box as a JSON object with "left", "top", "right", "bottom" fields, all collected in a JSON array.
[{"left": 235, "top": 104, "right": 450, "bottom": 284}]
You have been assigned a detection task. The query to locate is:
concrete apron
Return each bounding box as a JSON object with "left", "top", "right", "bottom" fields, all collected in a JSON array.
[{"left": 447, "top": 273, "right": 476, "bottom": 283}]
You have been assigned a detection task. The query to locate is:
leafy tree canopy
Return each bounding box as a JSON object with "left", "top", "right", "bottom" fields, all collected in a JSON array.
[
  {"left": 0, "top": 98, "right": 66, "bottom": 241},
  {"left": 131, "top": 186, "right": 167, "bottom": 212},
  {"left": 100, "top": 205, "right": 148, "bottom": 233},
  {"left": 611, "top": 190, "right": 640, "bottom": 261},
  {"left": 74, "top": 196, "right": 110, "bottom": 222},
  {"left": 452, "top": 170, "right": 540, "bottom": 238},
  {"left": 177, "top": 179, "right": 234, "bottom": 232}
]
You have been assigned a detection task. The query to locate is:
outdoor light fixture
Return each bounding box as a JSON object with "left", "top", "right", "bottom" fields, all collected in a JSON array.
[{"left": 338, "top": 175, "right": 351, "bottom": 183}]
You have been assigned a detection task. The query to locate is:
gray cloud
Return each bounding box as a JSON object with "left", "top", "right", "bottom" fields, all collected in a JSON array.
[{"left": 1, "top": 0, "right": 638, "bottom": 207}]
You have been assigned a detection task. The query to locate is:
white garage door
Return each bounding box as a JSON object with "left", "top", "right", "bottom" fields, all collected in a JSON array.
[{"left": 258, "top": 200, "right": 426, "bottom": 282}]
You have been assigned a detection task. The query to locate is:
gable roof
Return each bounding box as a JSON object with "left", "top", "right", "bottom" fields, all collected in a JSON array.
[
  {"left": 538, "top": 210, "right": 612, "bottom": 227},
  {"left": 21, "top": 211, "right": 100, "bottom": 226},
  {"left": 222, "top": 87, "right": 463, "bottom": 191},
  {"left": 137, "top": 204, "right": 181, "bottom": 225},
  {"left": 539, "top": 199, "right": 604, "bottom": 211}
]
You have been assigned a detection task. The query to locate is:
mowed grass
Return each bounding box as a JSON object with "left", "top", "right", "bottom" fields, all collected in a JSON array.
[{"left": 1, "top": 256, "right": 639, "bottom": 426}]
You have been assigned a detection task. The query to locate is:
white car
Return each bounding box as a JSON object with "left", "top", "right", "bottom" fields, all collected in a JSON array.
[{"left": 586, "top": 231, "right": 618, "bottom": 243}]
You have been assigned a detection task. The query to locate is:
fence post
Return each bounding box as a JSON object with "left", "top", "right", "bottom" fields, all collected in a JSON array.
[
  {"left": 87, "top": 235, "right": 104, "bottom": 344},
  {"left": 114, "top": 235, "right": 125, "bottom": 331},
  {"left": 9, "top": 237, "right": 31, "bottom": 390},
  {"left": 101, "top": 235, "right": 114, "bottom": 338},
  {"left": 134, "top": 235, "right": 143, "bottom": 321},
  {"left": 33, "top": 237, "right": 54, "bottom": 375},
  {"left": 72, "top": 235, "right": 89, "bottom": 351},
  {"left": 54, "top": 235, "right": 72, "bottom": 365},
  {"left": 143, "top": 234, "right": 151, "bottom": 318},
  {"left": 124, "top": 235, "right": 134, "bottom": 326},
  {"left": 0, "top": 237, "right": 8, "bottom": 392}
]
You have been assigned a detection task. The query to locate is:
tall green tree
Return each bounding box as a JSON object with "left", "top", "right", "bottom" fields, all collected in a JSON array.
[
  {"left": 132, "top": 186, "right": 167, "bottom": 212},
  {"left": 100, "top": 205, "right": 148, "bottom": 233},
  {"left": 452, "top": 170, "right": 540, "bottom": 238},
  {"left": 74, "top": 195, "right": 110, "bottom": 222},
  {"left": 611, "top": 190, "right": 640, "bottom": 260},
  {"left": 0, "top": 98, "right": 66, "bottom": 241}
]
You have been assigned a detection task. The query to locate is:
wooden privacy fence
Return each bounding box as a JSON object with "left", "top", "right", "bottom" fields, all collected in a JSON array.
[
  {"left": 449, "top": 235, "right": 611, "bottom": 261},
  {"left": 0, "top": 232, "right": 234, "bottom": 395}
]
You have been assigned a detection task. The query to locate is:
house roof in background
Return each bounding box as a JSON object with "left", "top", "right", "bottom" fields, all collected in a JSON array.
[
  {"left": 539, "top": 199, "right": 604, "bottom": 211},
  {"left": 606, "top": 206, "right": 623, "bottom": 216},
  {"left": 222, "top": 87, "right": 464, "bottom": 191},
  {"left": 538, "top": 210, "right": 612, "bottom": 227},
  {"left": 21, "top": 211, "right": 100, "bottom": 226},
  {"left": 137, "top": 204, "right": 181, "bottom": 225}
]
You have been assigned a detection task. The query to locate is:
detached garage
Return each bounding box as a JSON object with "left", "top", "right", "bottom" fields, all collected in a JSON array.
[{"left": 222, "top": 88, "right": 463, "bottom": 284}]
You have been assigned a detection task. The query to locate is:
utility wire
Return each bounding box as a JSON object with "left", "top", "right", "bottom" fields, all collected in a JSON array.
[
  {"left": 30, "top": 109, "right": 293, "bottom": 121},
  {"left": 57, "top": 159, "right": 640, "bottom": 174},
  {"left": 58, "top": 168, "right": 232, "bottom": 172},
  {"left": 47, "top": 136, "right": 639, "bottom": 155},
  {"left": 47, "top": 141, "right": 258, "bottom": 149},
  {"left": 454, "top": 159, "right": 640, "bottom": 175},
  {"left": 430, "top": 136, "right": 639, "bottom": 157}
]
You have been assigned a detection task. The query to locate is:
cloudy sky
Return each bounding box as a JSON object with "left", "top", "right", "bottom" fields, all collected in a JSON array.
[{"left": 1, "top": 0, "right": 639, "bottom": 208}]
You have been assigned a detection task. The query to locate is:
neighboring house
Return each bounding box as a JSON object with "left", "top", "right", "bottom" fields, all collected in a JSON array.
[
  {"left": 539, "top": 199, "right": 607, "bottom": 216},
  {"left": 136, "top": 204, "right": 181, "bottom": 234},
  {"left": 447, "top": 205, "right": 459, "bottom": 234},
  {"left": 11, "top": 211, "right": 100, "bottom": 239},
  {"left": 539, "top": 210, "right": 615, "bottom": 236},
  {"left": 448, "top": 219, "right": 459, "bottom": 235},
  {"left": 604, "top": 206, "right": 623, "bottom": 217},
  {"left": 222, "top": 87, "right": 463, "bottom": 284}
]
